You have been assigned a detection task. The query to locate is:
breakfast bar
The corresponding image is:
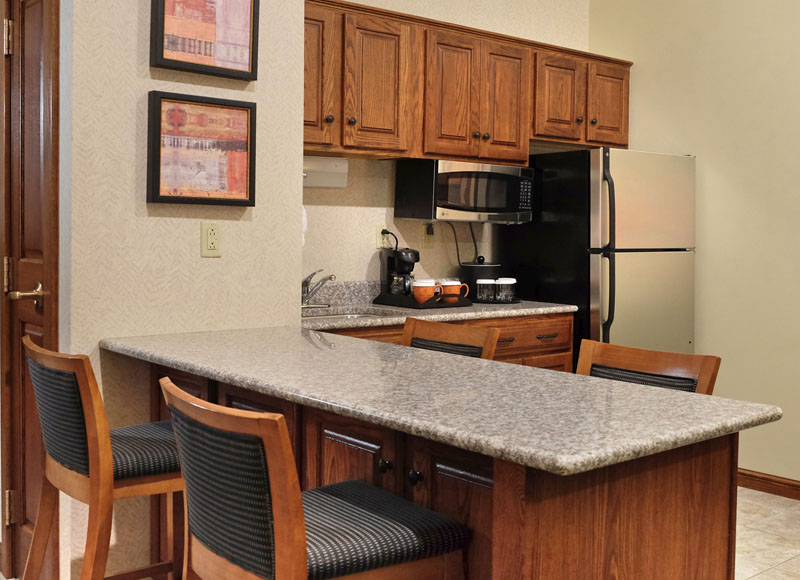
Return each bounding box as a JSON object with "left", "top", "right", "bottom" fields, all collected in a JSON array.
[{"left": 100, "top": 327, "right": 781, "bottom": 580}]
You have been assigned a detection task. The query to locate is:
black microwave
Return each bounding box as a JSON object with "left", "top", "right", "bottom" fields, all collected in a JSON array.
[{"left": 394, "top": 159, "right": 533, "bottom": 224}]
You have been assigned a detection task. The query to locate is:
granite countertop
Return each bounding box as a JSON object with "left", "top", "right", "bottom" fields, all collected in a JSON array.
[
  {"left": 100, "top": 327, "right": 781, "bottom": 476},
  {"left": 301, "top": 300, "right": 578, "bottom": 330}
]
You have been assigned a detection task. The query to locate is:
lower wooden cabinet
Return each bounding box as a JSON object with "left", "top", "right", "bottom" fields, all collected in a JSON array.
[
  {"left": 303, "top": 408, "right": 401, "bottom": 493},
  {"left": 405, "top": 437, "right": 494, "bottom": 580}
]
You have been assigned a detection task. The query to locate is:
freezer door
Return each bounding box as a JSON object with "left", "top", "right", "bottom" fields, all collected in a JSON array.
[
  {"left": 609, "top": 149, "right": 695, "bottom": 250},
  {"left": 609, "top": 251, "right": 695, "bottom": 353}
]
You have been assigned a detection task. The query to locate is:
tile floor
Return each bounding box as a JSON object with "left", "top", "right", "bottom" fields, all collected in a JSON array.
[{"left": 0, "top": 486, "right": 797, "bottom": 580}]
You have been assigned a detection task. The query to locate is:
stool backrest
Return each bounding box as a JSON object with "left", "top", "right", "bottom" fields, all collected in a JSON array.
[
  {"left": 160, "top": 377, "right": 307, "bottom": 580},
  {"left": 22, "top": 336, "right": 114, "bottom": 482},
  {"left": 575, "top": 339, "right": 721, "bottom": 395},
  {"left": 401, "top": 318, "right": 501, "bottom": 360}
]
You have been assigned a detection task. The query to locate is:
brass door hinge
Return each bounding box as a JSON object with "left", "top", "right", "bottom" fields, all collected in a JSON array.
[
  {"left": 4, "top": 489, "right": 16, "bottom": 527},
  {"left": 3, "top": 19, "right": 12, "bottom": 56},
  {"left": 3, "top": 257, "right": 9, "bottom": 293}
]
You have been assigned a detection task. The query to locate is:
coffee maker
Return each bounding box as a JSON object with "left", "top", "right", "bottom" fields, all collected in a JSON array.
[{"left": 377, "top": 247, "right": 420, "bottom": 296}]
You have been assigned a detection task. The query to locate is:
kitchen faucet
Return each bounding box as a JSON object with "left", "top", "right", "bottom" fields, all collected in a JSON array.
[{"left": 302, "top": 269, "right": 336, "bottom": 308}]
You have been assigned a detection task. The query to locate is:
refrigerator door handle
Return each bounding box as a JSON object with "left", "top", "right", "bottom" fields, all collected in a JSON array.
[
  {"left": 602, "top": 252, "right": 616, "bottom": 343},
  {"left": 602, "top": 147, "right": 616, "bottom": 253}
]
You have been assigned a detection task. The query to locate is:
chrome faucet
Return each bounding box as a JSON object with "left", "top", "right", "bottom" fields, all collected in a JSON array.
[{"left": 302, "top": 269, "right": 336, "bottom": 308}]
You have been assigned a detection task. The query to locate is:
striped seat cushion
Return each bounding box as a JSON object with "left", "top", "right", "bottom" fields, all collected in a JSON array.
[
  {"left": 590, "top": 364, "right": 698, "bottom": 393},
  {"left": 303, "top": 480, "right": 470, "bottom": 580},
  {"left": 410, "top": 337, "right": 483, "bottom": 358},
  {"left": 110, "top": 421, "right": 181, "bottom": 480}
]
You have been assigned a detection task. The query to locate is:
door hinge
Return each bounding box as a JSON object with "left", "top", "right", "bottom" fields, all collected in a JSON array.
[
  {"left": 3, "top": 19, "right": 12, "bottom": 56},
  {"left": 4, "top": 489, "right": 16, "bottom": 527},
  {"left": 3, "top": 257, "right": 9, "bottom": 293}
]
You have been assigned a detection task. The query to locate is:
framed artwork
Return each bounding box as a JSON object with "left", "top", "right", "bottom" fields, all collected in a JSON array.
[
  {"left": 150, "top": 0, "right": 259, "bottom": 80},
  {"left": 147, "top": 91, "right": 256, "bottom": 206}
]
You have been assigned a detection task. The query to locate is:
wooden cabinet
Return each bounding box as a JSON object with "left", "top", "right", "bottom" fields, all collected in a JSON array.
[
  {"left": 534, "top": 52, "right": 629, "bottom": 146},
  {"left": 424, "top": 31, "right": 530, "bottom": 162},
  {"left": 405, "top": 437, "right": 494, "bottom": 580},
  {"left": 303, "top": 408, "right": 401, "bottom": 492},
  {"left": 304, "top": 4, "right": 341, "bottom": 145}
]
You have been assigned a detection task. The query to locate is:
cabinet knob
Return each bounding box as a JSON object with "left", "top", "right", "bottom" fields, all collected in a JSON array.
[
  {"left": 591, "top": 118, "right": 598, "bottom": 125},
  {"left": 482, "top": 132, "right": 491, "bottom": 140},
  {"left": 325, "top": 115, "right": 335, "bottom": 124},
  {"left": 378, "top": 458, "right": 393, "bottom": 473},
  {"left": 348, "top": 117, "right": 357, "bottom": 126},
  {"left": 407, "top": 469, "right": 423, "bottom": 486},
  {"left": 576, "top": 116, "right": 584, "bottom": 124},
  {"left": 473, "top": 131, "right": 482, "bottom": 139}
]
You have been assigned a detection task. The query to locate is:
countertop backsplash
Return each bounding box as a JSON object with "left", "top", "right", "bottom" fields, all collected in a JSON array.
[{"left": 302, "top": 159, "right": 496, "bottom": 281}]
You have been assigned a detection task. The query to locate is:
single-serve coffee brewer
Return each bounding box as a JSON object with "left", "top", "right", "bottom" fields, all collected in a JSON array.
[{"left": 377, "top": 247, "right": 420, "bottom": 297}]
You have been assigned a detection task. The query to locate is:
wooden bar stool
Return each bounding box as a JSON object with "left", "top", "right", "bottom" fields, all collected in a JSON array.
[
  {"left": 576, "top": 339, "right": 722, "bottom": 395},
  {"left": 161, "top": 377, "right": 469, "bottom": 580},
  {"left": 21, "top": 336, "right": 185, "bottom": 580},
  {"left": 401, "top": 317, "right": 500, "bottom": 360}
]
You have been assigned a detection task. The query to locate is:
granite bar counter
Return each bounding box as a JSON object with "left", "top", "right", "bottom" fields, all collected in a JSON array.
[{"left": 101, "top": 327, "right": 781, "bottom": 579}]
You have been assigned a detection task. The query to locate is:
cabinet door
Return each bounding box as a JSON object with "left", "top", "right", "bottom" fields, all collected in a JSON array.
[
  {"left": 406, "top": 437, "right": 494, "bottom": 580},
  {"left": 304, "top": 5, "right": 342, "bottom": 145},
  {"left": 303, "top": 408, "right": 400, "bottom": 492},
  {"left": 343, "top": 13, "right": 411, "bottom": 151},
  {"left": 587, "top": 61, "right": 629, "bottom": 146},
  {"left": 480, "top": 40, "right": 531, "bottom": 162},
  {"left": 424, "top": 29, "right": 481, "bottom": 158},
  {"left": 534, "top": 52, "right": 586, "bottom": 141}
]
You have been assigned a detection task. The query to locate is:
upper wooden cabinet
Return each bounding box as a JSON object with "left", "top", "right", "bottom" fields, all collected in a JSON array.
[
  {"left": 304, "top": 5, "right": 341, "bottom": 146},
  {"left": 534, "top": 53, "right": 629, "bottom": 146},
  {"left": 343, "top": 13, "right": 413, "bottom": 151},
  {"left": 424, "top": 30, "right": 530, "bottom": 162}
]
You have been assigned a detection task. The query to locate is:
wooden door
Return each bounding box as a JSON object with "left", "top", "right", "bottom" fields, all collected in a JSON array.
[
  {"left": 304, "top": 4, "right": 341, "bottom": 146},
  {"left": 480, "top": 40, "right": 531, "bottom": 162},
  {"left": 534, "top": 52, "right": 586, "bottom": 141},
  {"left": 587, "top": 61, "right": 629, "bottom": 146},
  {"left": 342, "top": 13, "right": 411, "bottom": 151},
  {"left": 405, "top": 437, "right": 494, "bottom": 580},
  {"left": 303, "top": 409, "right": 400, "bottom": 492},
  {"left": 1, "top": 0, "right": 60, "bottom": 577},
  {"left": 423, "top": 28, "right": 480, "bottom": 158}
]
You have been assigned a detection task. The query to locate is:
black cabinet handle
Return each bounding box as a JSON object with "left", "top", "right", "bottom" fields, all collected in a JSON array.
[
  {"left": 473, "top": 131, "right": 482, "bottom": 139},
  {"left": 325, "top": 115, "right": 335, "bottom": 124},
  {"left": 537, "top": 333, "right": 559, "bottom": 340},
  {"left": 498, "top": 337, "right": 516, "bottom": 343},
  {"left": 482, "top": 132, "right": 491, "bottom": 140},
  {"left": 348, "top": 117, "right": 357, "bottom": 126},
  {"left": 577, "top": 116, "right": 584, "bottom": 123},
  {"left": 591, "top": 118, "right": 598, "bottom": 125},
  {"left": 407, "top": 469, "right": 423, "bottom": 486},
  {"left": 378, "top": 458, "right": 393, "bottom": 473}
]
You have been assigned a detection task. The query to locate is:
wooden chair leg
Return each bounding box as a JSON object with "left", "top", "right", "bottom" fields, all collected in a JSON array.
[
  {"left": 22, "top": 477, "right": 59, "bottom": 580},
  {"left": 79, "top": 488, "right": 114, "bottom": 580},
  {"left": 167, "top": 491, "right": 184, "bottom": 580}
]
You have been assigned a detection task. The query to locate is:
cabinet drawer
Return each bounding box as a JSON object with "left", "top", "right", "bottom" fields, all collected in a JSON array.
[
  {"left": 523, "top": 351, "right": 573, "bottom": 373},
  {"left": 466, "top": 315, "right": 571, "bottom": 357},
  {"left": 326, "top": 325, "right": 404, "bottom": 344}
]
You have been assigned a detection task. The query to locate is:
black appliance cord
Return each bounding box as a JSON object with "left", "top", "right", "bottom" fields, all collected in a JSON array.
[
  {"left": 380, "top": 228, "right": 399, "bottom": 251},
  {"left": 468, "top": 223, "right": 479, "bottom": 262},
  {"left": 445, "top": 221, "right": 463, "bottom": 266}
]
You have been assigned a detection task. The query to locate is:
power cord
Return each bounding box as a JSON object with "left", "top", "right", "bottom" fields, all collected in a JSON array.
[{"left": 380, "top": 228, "right": 399, "bottom": 251}]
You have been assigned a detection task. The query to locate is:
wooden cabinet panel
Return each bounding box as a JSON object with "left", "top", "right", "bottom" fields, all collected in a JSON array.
[
  {"left": 304, "top": 5, "right": 342, "bottom": 145},
  {"left": 587, "top": 61, "right": 629, "bottom": 146},
  {"left": 534, "top": 53, "right": 586, "bottom": 141},
  {"left": 343, "top": 13, "right": 411, "bottom": 151},
  {"left": 151, "top": 366, "right": 211, "bottom": 422},
  {"left": 304, "top": 408, "right": 400, "bottom": 492},
  {"left": 406, "top": 437, "right": 494, "bottom": 580},
  {"left": 523, "top": 351, "right": 573, "bottom": 373},
  {"left": 424, "top": 29, "right": 481, "bottom": 158},
  {"left": 480, "top": 41, "right": 531, "bottom": 162},
  {"left": 326, "top": 325, "right": 405, "bottom": 344}
]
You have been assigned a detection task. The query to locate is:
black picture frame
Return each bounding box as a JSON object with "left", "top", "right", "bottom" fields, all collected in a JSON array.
[
  {"left": 147, "top": 91, "right": 257, "bottom": 207},
  {"left": 150, "top": 0, "right": 259, "bottom": 81}
]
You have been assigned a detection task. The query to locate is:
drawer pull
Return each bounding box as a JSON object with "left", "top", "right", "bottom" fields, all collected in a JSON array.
[
  {"left": 537, "top": 333, "right": 559, "bottom": 340},
  {"left": 407, "top": 469, "right": 423, "bottom": 486},
  {"left": 377, "top": 458, "right": 393, "bottom": 473},
  {"left": 498, "top": 337, "right": 516, "bottom": 343}
]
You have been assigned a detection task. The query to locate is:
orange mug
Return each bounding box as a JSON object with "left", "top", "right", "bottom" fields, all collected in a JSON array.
[
  {"left": 412, "top": 280, "right": 442, "bottom": 304},
  {"left": 439, "top": 280, "right": 469, "bottom": 303}
]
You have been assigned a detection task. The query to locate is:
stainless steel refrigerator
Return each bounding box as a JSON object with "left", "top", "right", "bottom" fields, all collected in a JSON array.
[{"left": 498, "top": 147, "right": 695, "bottom": 360}]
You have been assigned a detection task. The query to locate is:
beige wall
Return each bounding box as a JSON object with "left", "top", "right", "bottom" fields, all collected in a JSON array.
[
  {"left": 60, "top": 0, "right": 303, "bottom": 575},
  {"left": 590, "top": 0, "right": 800, "bottom": 480}
]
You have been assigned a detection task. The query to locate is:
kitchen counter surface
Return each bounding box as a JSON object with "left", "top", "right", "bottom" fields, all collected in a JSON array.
[
  {"left": 100, "top": 326, "right": 781, "bottom": 476},
  {"left": 301, "top": 299, "right": 578, "bottom": 330}
]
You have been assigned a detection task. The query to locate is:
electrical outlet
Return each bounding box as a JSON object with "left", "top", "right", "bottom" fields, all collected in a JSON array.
[
  {"left": 422, "top": 223, "right": 435, "bottom": 250},
  {"left": 201, "top": 221, "right": 222, "bottom": 258},
  {"left": 376, "top": 225, "right": 390, "bottom": 249}
]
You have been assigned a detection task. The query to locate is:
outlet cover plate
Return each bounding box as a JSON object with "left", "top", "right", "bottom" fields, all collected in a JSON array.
[
  {"left": 422, "top": 223, "right": 435, "bottom": 249},
  {"left": 201, "top": 221, "right": 222, "bottom": 258}
]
